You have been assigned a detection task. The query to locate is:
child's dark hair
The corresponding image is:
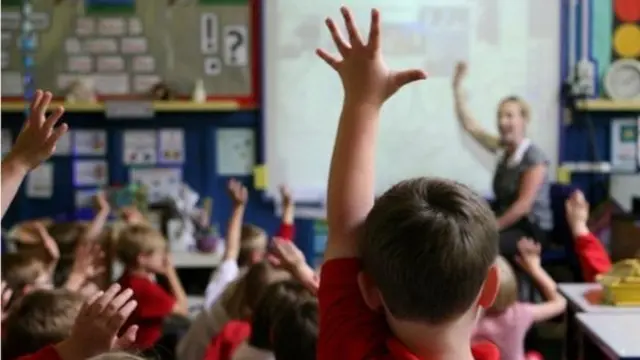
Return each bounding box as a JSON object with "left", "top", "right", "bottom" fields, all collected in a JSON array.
[
  {"left": 272, "top": 298, "right": 319, "bottom": 360},
  {"left": 249, "top": 280, "right": 313, "bottom": 350},
  {"left": 360, "top": 177, "right": 498, "bottom": 324}
]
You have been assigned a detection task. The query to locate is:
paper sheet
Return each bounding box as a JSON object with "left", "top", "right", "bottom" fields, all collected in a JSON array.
[
  {"left": 53, "top": 130, "right": 73, "bottom": 156},
  {"left": 216, "top": 128, "right": 255, "bottom": 176},
  {"left": 75, "top": 189, "right": 98, "bottom": 208},
  {"left": 123, "top": 130, "right": 157, "bottom": 165},
  {"left": 158, "top": 128, "right": 185, "bottom": 164},
  {"left": 26, "top": 162, "right": 54, "bottom": 198},
  {"left": 129, "top": 167, "right": 182, "bottom": 203},
  {"left": 1, "top": 129, "right": 11, "bottom": 155},
  {"left": 610, "top": 118, "right": 638, "bottom": 172},
  {"left": 73, "top": 160, "right": 108, "bottom": 186},
  {"left": 73, "top": 129, "right": 107, "bottom": 156},
  {"left": 253, "top": 165, "right": 267, "bottom": 190}
]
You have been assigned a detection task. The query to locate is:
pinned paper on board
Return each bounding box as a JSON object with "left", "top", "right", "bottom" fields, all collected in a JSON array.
[
  {"left": 216, "top": 128, "right": 255, "bottom": 176},
  {"left": 75, "top": 189, "right": 98, "bottom": 208},
  {"left": 1, "top": 129, "right": 12, "bottom": 155},
  {"left": 610, "top": 118, "right": 638, "bottom": 172},
  {"left": 53, "top": 130, "right": 73, "bottom": 156},
  {"left": 123, "top": 130, "right": 157, "bottom": 165},
  {"left": 26, "top": 162, "right": 54, "bottom": 199},
  {"left": 73, "top": 159, "right": 108, "bottom": 186},
  {"left": 129, "top": 167, "right": 182, "bottom": 204},
  {"left": 223, "top": 25, "right": 248, "bottom": 67},
  {"left": 158, "top": 128, "right": 185, "bottom": 164},
  {"left": 73, "top": 129, "right": 107, "bottom": 156}
]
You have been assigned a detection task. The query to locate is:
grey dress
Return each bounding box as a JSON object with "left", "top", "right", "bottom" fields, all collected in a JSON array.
[{"left": 492, "top": 142, "right": 553, "bottom": 254}]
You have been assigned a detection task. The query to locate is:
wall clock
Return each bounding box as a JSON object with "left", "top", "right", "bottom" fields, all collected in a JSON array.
[{"left": 604, "top": 59, "right": 640, "bottom": 100}]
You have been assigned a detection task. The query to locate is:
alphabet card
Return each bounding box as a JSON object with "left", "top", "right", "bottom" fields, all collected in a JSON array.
[
  {"left": 223, "top": 25, "right": 248, "bottom": 67},
  {"left": 158, "top": 128, "right": 185, "bottom": 164},
  {"left": 73, "top": 129, "right": 107, "bottom": 156},
  {"left": 123, "top": 130, "right": 157, "bottom": 165},
  {"left": 73, "top": 160, "right": 108, "bottom": 186}
]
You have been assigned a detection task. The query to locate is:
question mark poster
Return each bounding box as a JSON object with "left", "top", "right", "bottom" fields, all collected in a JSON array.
[{"left": 223, "top": 25, "right": 249, "bottom": 67}]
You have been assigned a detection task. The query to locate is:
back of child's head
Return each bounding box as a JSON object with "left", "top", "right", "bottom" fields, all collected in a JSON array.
[
  {"left": 116, "top": 224, "right": 166, "bottom": 266},
  {"left": 272, "top": 298, "right": 319, "bottom": 360},
  {"left": 3, "top": 289, "right": 83, "bottom": 359},
  {"left": 47, "top": 221, "right": 87, "bottom": 253},
  {"left": 360, "top": 177, "right": 499, "bottom": 324},
  {"left": 488, "top": 256, "right": 518, "bottom": 314},
  {"left": 237, "top": 224, "right": 268, "bottom": 267},
  {"left": 222, "top": 261, "right": 289, "bottom": 320},
  {"left": 249, "top": 280, "right": 314, "bottom": 350},
  {"left": 1, "top": 253, "right": 47, "bottom": 292},
  {"left": 88, "top": 352, "right": 146, "bottom": 360}
]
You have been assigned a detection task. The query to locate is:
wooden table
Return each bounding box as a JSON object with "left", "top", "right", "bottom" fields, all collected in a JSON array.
[{"left": 577, "top": 313, "right": 640, "bottom": 360}]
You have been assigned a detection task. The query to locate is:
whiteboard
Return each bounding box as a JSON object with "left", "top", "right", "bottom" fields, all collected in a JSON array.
[{"left": 264, "top": 0, "right": 560, "bottom": 204}]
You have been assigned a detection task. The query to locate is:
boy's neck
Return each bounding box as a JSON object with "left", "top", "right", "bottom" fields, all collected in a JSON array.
[
  {"left": 129, "top": 267, "right": 153, "bottom": 279},
  {"left": 388, "top": 312, "right": 477, "bottom": 360}
]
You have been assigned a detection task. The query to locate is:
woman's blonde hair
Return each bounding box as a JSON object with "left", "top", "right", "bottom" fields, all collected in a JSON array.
[
  {"left": 489, "top": 256, "right": 518, "bottom": 314},
  {"left": 498, "top": 96, "right": 531, "bottom": 123}
]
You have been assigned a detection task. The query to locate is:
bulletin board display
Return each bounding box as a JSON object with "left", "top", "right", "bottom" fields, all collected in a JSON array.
[{"left": 1, "top": 0, "right": 255, "bottom": 103}]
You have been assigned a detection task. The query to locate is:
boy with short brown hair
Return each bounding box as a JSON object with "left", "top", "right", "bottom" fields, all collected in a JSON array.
[
  {"left": 116, "top": 224, "right": 188, "bottom": 350},
  {"left": 1, "top": 253, "right": 50, "bottom": 295},
  {"left": 3, "top": 289, "right": 83, "bottom": 359},
  {"left": 315, "top": 7, "right": 500, "bottom": 360}
]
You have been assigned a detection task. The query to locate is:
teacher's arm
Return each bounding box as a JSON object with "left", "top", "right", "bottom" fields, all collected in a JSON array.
[
  {"left": 452, "top": 62, "right": 501, "bottom": 154},
  {"left": 497, "top": 164, "right": 547, "bottom": 230}
]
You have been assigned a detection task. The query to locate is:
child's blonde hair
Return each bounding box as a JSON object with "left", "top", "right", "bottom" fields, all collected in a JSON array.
[
  {"left": 116, "top": 224, "right": 166, "bottom": 266},
  {"left": 222, "top": 261, "right": 289, "bottom": 320},
  {"left": 489, "top": 256, "right": 518, "bottom": 314},
  {"left": 1, "top": 253, "right": 46, "bottom": 291},
  {"left": 2, "top": 289, "right": 84, "bottom": 359},
  {"left": 88, "top": 352, "right": 145, "bottom": 360},
  {"left": 238, "top": 224, "right": 268, "bottom": 266}
]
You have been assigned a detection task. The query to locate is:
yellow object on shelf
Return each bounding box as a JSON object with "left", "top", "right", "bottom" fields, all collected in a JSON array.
[
  {"left": 576, "top": 99, "right": 640, "bottom": 112},
  {"left": 253, "top": 165, "right": 268, "bottom": 190},
  {"left": 596, "top": 259, "right": 640, "bottom": 306},
  {"left": 0, "top": 100, "right": 251, "bottom": 113}
]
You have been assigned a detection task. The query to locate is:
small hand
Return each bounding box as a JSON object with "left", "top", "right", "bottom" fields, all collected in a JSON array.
[
  {"left": 71, "top": 242, "right": 106, "bottom": 281},
  {"left": 33, "top": 221, "right": 60, "bottom": 261},
  {"left": 565, "top": 190, "right": 589, "bottom": 230},
  {"left": 268, "top": 238, "right": 306, "bottom": 272},
  {"left": 316, "top": 7, "right": 427, "bottom": 106},
  {"left": 1, "top": 281, "right": 13, "bottom": 324},
  {"left": 6, "top": 90, "right": 68, "bottom": 170},
  {"left": 227, "top": 179, "right": 248, "bottom": 206},
  {"left": 162, "top": 253, "right": 175, "bottom": 275},
  {"left": 121, "top": 206, "right": 145, "bottom": 225},
  {"left": 515, "top": 237, "right": 542, "bottom": 271},
  {"left": 95, "top": 191, "right": 111, "bottom": 212},
  {"left": 453, "top": 61, "right": 467, "bottom": 88},
  {"left": 279, "top": 185, "right": 293, "bottom": 207}
]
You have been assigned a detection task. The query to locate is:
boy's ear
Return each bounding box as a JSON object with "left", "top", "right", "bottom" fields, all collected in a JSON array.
[
  {"left": 22, "top": 284, "right": 34, "bottom": 295},
  {"left": 357, "top": 271, "right": 384, "bottom": 311},
  {"left": 477, "top": 263, "right": 499, "bottom": 309}
]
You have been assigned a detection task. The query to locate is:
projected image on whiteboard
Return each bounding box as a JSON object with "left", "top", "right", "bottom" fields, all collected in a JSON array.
[{"left": 264, "top": 0, "right": 559, "bottom": 201}]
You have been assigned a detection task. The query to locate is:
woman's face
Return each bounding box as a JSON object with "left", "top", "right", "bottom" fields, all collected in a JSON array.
[{"left": 497, "top": 100, "right": 526, "bottom": 147}]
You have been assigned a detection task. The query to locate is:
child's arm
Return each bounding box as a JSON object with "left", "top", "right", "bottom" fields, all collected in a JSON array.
[
  {"left": 1, "top": 91, "right": 67, "bottom": 220},
  {"left": 516, "top": 238, "right": 567, "bottom": 322},
  {"left": 566, "top": 190, "right": 612, "bottom": 281},
  {"left": 33, "top": 222, "right": 60, "bottom": 276},
  {"left": 270, "top": 238, "right": 319, "bottom": 295},
  {"left": 276, "top": 185, "right": 295, "bottom": 241},
  {"left": 2, "top": 281, "right": 13, "bottom": 324},
  {"left": 163, "top": 255, "right": 189, "bottom": 315},
  {"left": 80, "top": 191, "right": 111, "bottom": 243},
  {"left": 65, "top": 242, "right": 106, "bottom": 292},
  {"left": 317, "top": 8, "right": 426, "bottom": 260},
  {"left": 203, "top": 180, "right": 247, "bottom": 308}
]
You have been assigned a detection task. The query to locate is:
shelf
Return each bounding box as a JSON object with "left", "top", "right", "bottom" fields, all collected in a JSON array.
[
  {"left": 575, "top": 99, "right": 640, "bottom": 112},
  {"left": 172, "top": 251, "right": 222, "bottom": 268},
  {"left": 0, "top": 100, "right": 252, "bottom": 113}
]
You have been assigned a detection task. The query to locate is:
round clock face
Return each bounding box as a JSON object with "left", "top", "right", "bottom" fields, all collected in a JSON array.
[{"left": 605, "top": 59, "right": 640, "bottom": 100}]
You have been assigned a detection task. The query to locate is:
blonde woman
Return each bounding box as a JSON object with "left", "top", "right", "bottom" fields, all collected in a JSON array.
[{"left": 453, "top": 62, "right": 553, "bottom": 256}]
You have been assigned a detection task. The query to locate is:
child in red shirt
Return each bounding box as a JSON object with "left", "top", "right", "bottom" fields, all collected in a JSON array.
[
  {"left": 315, "top": 7, "right": 500, "bottom": 360},
  {"left": 115, "top": 225, "right": 188, "bottom": 349}
]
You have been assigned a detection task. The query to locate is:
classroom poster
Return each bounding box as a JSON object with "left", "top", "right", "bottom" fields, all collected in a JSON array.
[
  {"left": 158, "top": 128, "right": 185, "bottom": 164},
  {"left": 73, "top": 159, "right": 108, "bottom": 186},
  {"left": 73, "top": 129, "right": 107, "bottom": 156},
  {"left": 53, "top": 130, "right": 73, "bottom": 156},
  {"left": 215, "top": 128, "right": 255, "bottom": 176},
  {"left": 123, "top": 130, "right": 157, "bottom": 165},
  {"left": 26, "top": 162, "right": 54, "bottom": 198},
  {"left": 129, "top": 167, "right": 182, "bottom": 203},
  {"left": 610, "top": 118, "right": 638, "bottom": 172}
]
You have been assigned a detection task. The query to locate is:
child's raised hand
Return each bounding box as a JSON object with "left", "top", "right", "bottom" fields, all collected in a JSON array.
[
  {"left": 279, "top": 185, "right": 293, "bottom": 207},
  {"left": 452, "top": 61, "right": 467, "bottom": 89},
  {"left": 6, "top": 90, "right": 68, "bottom": 170},
  {"left": 227, "top": 178, "right": 248, "bottom": 206},
  {"left": 268, "top": 237, "right": 306, "bottom": 272},
  {"left": 1, "top": 281, "right": 13, "bottom": 323},
  {"left": 95, "top": 191, "right": 111, "bottom": 212},
  {"left": 33, "top": 221, "right": 60, "bottom": 261},
  {"left": 565, "top": 190, "right": 589, "bottom": 233},
  {"left": 316, "top": 7, "right": 427, "bottom": 107},
  {"left": 56, "top": 284, "right": 138, "bottom": 360},
  {"left": 515, "top": 237, "right": 542, "bottom": 272}
]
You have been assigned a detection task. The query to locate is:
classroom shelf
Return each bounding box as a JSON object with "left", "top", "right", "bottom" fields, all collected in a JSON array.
[
  {"left": 0, "top": 100, "right": 252, "bottom": 113},
  {"left": 575, "top": 99, "right": 640, "bottom": 112}
]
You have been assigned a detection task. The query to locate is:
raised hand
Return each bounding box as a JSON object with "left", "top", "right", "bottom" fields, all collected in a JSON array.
[
  {"left": 565, "top": 190, "right": 589, "bottom": 234},
  {"left": 268, "top": 237, "right": 306, "bottom": 271},
  {"left": 316, "top": 7, "right": 427, "bottom": 107},
  {"left": 453, "top": 61, "right": 467, "bottom": 89},
  {"left": 515, "top": 237, "right": 542, "bottom": 272},
  {"left": 33, "top": 221, "right": 60, "bottom": 261},
  {"left": 94, "top": 191, "right": 111, "bottom": 213},
  {"left": 6, "top": 90, "right": 67, "bottom": 170},
  {"left": 1, "top": 281, "right": 13, "bottom": 324},
  {"left": 279, "top": 185, "right": 293, "bottom": 207},
  {"left": 66, "top": 242, "right": 106, "bottom": 291},
  {"left": 55, "top": 284, "right": 139, "bottom": 360},
  {"left": 227, "top": 178, "right": 248, "bottom": 206}
]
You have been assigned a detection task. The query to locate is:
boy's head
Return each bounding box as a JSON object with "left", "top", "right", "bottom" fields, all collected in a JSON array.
[
  {"left": 249, "top": 280, "right": 314, "bottom": 350},
  {"left": 1, "top": 253, "right": 51, "bottom": 295},
  {"left": 116, "top": 224, "right": 166, "bottom": 273},
  {"left": 238, "top": 224, "right": 268, "bottom": 267},
  {"left": 359, "top": 178, "right": 499, "bottom": 326},
  {"left": 272, "top": 298, "right": 319, "bottom": 360},
  {"left": 222, "top": 261, "right": 289, "bottom": 320},
  {"left": 3, "top": 289, "right": 83, "bottom": 359},
  {"left": 489, "top": 256, "right": 518, "bottom": 314}
]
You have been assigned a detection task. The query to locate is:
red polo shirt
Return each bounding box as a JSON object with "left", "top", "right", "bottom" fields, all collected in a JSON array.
[
  {"left": 317, "top": 258, "right": 500, "bottom": 360},
  {"left": 16, "top": 346, "right": 62, "bottom": 360},
  {"left": 203, "top": 320, "right": 252, "bottom": 360},
  {"left": 118, "top": 272, "right": 176, "bottom": 349}
]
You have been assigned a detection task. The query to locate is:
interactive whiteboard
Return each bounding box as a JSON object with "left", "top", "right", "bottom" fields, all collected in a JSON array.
[{"left": 264, "top": 0, "right": 560, "bottom": 206}]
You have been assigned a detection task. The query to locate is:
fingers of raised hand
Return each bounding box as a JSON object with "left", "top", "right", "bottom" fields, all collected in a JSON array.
[
  {"left": 44, "top": 106, "right": 65, "bottom": 130},
  {"left": 29, "top": 90, "right": 43, "bottom": 118},
  {"left": 340, "top": 7, "right": 364, "bottom": 47},
  {"left": 325, "top": 17, "right": 349, "bottom": 55},
  {"left": 106, "top": 298, "right": 137, "bottom": 331},
  {"left": 367, "top": 8, "right": 381, "bottom": 51},
  {"left": 90, "top": 284, "right": 121, "bottom": 315},
  {"left": 33, "top": 91, "right": 53, "bottom": 121}
]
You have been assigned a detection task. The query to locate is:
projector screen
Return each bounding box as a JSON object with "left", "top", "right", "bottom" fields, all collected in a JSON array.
[{"left": 264, "top": 0, "right": 560, "bottom": 205}]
